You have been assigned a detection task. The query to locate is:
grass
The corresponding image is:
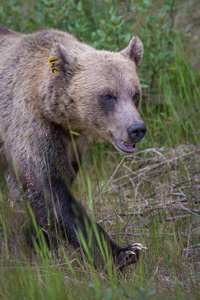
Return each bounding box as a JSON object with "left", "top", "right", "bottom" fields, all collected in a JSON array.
[
  {"left": 0, "top": 0, "right": 200, "bottom": 299},
  {"left": 1, "top": 146, "right": 199, "bottom": 299}
]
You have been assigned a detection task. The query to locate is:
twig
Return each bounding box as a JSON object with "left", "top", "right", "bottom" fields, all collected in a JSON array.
[
  {"left": 178, "top": 204, "right": 200, "bottom": 217},
  {"left": 99, "top": 149, "right": 200, "bottom": 196},
  {"left": 182, "top": 104, "right": 200, "bottom": 124},
  {"left": 159, "top": 214, "right": 192, "bottom": 221}
]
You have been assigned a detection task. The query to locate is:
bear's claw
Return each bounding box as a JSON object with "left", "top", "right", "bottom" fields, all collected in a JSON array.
[
  {"left": 130, "top": 243, "right": 147, "bottom": 251},
  {"left": 117, "top": 243, "right": 147, "bottom": 270}
]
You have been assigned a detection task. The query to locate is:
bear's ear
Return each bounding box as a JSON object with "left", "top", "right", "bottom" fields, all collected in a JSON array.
[
  {"left": 50, "top": 45, "right": 76, "bottom": 79},
  {"left": 120, "top": 36, "right": 143, "bottom": 68}
]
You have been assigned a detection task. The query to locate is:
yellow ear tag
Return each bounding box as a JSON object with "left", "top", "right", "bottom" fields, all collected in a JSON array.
[{"left": 49, "top": 56, "right": 60, "bottom": 74}]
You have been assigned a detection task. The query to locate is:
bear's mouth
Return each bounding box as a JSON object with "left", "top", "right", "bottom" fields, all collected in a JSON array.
[{"left": 114, "top": 138, "right": 136, "bottom": 153}]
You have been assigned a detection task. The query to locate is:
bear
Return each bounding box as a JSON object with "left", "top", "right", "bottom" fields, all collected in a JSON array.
[{"left": 0, "top": 24, "right": 147, "bottom": 270}]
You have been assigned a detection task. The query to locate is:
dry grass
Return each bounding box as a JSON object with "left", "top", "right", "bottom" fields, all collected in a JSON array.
[
  {"left": 0, "top": 145, "right": 200, "bottom": 299},
  {"left": 73, "top": 145, "right": 200, "bottom": 294}
]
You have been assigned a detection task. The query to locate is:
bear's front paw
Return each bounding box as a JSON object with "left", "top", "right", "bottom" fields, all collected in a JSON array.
[{"left": 116, "top": 243, "right": 147, "bottom": 270}]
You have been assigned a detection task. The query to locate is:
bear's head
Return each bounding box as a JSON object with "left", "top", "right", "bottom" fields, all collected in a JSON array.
[{"left": 50, "top": 36, "right": 146, "bottom": 154}]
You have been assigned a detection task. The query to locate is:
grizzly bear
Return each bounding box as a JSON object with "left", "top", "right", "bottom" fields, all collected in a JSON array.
[{"left": 0, "top": 24, "right": 147, "bottom": 270}]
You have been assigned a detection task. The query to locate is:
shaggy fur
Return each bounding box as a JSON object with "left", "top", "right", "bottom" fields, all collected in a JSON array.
[{"left": 0, "top": 25, "right": 146, "bottom": 270}]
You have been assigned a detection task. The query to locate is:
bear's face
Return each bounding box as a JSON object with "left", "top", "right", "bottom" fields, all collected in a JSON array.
[
  {"left": 53, "top": 36, "right": 146, "bottom": 154},
  {"left": 68, "top": 53, "right": 146, "bottom": 153}
]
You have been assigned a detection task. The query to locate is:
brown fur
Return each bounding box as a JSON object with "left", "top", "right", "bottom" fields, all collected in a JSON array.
[
  {"left": 0, "top": 24, "right": 21, "bottom": 36},
  {"left": 0, "top": 25, "right": 146, "bottom": 269}
]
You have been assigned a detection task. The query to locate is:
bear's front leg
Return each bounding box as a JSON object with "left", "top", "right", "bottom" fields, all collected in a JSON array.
[
  {"left": 12, "top": 130, "right": 146, "bottom": 270},
  {"left": 24, "top": 172, "right": 146, "bottom": 270}
]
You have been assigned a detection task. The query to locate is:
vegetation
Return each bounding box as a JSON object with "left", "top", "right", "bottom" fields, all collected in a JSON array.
[{"left": 0, "top": 0, "right": 199, "bottom": 299}]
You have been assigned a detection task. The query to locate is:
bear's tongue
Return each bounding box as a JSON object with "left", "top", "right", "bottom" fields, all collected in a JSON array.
[
  {"left": 122, "top": 141, "right": 135, "bottom": 149},
  {"left": 114, "top": 138, "right": 136, "bottom": 153}
]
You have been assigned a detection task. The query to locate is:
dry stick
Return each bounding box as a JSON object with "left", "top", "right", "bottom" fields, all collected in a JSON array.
[
  {"left": 111, "top": 214, "right": 193, "bottom": 238},
  {"left": 110, "top": 232, "right": 193, "bottom": 238},
  {"left": 182, "top": 104, "right": 200, "bottom": 124},
  {"left": 98, "top": 212, "right": 142, "bottom": 224},
  {"left": 100, "top": 155, "right": 127, "bottom": 192},
  {"left": 96, "top": 147, "right": 199, "bottom": 241},
  {"left": 96, "top": 148, "right": 170, "bottom": 196},
  {"left": 159, "top": 214, "right": 192, "bottom": 221},
  {"left": 98, "top": 205, "right": 200, "bottom": 224},
  {"left": 178, "top": 204, "right": 200, "bottom": 217},
  {"left": 100, "top": 149, "right": 200, "bottom": 196},
  {"left": 184, "top": 243, "right": 200, "bottom": 250},
  {"left": 172, "top": 170, "right": 200, "bottom": 188}
]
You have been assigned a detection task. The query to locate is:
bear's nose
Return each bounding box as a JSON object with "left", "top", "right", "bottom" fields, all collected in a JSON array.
[{"left": 127, "top": 122, "right": 147, "bottom": 143}]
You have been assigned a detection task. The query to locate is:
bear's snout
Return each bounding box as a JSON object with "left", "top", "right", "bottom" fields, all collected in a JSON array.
[{"left": 127, "top": 122, "right": 147, "bottom": 143}]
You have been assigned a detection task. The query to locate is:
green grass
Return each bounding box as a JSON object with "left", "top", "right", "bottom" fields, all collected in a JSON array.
[
  {"left": 0, "top": 0, "right": 200, "bottom": 299},
  {"left": 1, "top": 145, "right": 199, "bottom": 299}
]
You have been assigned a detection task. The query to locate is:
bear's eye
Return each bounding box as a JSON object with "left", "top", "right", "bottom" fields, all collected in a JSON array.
[
  {"left": 132, "top": 91, "right": 140, "bottom": 106},
  {"left": 100, "top": 93, "right": 116, "bottom": 111},
  {"left": 104, "top": 94, "right": 115, "bottom": 101}
]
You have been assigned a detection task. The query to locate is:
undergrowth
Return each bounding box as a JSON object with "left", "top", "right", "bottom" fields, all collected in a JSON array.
[{"left": 0, "top": 0, "right": 199, "bottom": 299}]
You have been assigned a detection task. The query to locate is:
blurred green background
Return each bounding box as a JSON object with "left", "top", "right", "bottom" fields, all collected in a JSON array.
[{"left": 1, "top": 0, "right": 199, "bottom": 150}]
